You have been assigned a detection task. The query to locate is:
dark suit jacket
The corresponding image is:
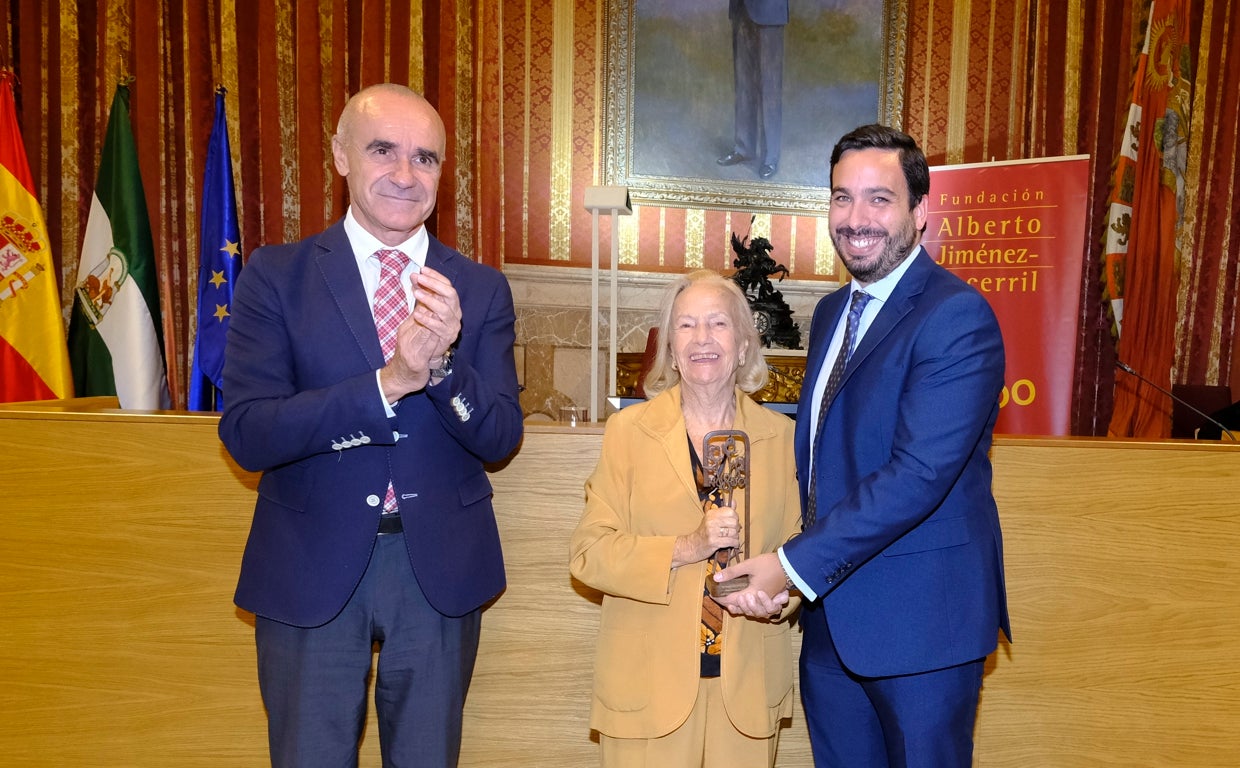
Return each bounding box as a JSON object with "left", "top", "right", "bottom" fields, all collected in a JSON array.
[
  {"left": 730, "top": 0, "right": 789, "bottom": 26},
  {"left": 785, "top": 248, "right": 1011, "bottom": 678},
  {"left": 219, "top": 220, "right": 523, "bottom": 626}
]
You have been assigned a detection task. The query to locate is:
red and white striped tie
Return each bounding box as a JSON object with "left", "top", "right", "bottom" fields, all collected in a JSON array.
[
  {"left": 373, "top": 249, "right": 409, "bottom": 514},
  {"left": 374, "top": 249, "right": 410, "bottom": 362}
]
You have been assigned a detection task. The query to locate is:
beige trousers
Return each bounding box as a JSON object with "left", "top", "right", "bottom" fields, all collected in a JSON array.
[{"left": 599, "top": 677, "right": 779, "bottom": 768}]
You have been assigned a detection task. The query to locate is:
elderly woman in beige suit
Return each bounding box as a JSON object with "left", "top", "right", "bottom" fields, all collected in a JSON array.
[{"left": 570, "top": 270, "right": 802, "bottom": 767}]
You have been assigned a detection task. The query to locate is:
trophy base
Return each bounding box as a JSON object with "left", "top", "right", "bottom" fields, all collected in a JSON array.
[{"left": 707, "top": 574, "right": 750, "bottom": 597}]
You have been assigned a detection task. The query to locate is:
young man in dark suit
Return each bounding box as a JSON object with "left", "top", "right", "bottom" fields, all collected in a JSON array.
[{"left": 715, "top": 124, "right": 1010, "bottom": 767}]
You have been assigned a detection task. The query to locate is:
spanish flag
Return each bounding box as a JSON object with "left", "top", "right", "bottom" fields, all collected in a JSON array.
[{"left": 0, "top": 70, "right": 72, "bottom": 402}]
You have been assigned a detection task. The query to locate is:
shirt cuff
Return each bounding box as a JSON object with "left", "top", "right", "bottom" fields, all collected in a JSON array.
[
  {"left": 376, "top": 370, "right": 396, "bottom": 418},
  {"left": 778, "top": 546, "right": 817, "bottom": 601}
]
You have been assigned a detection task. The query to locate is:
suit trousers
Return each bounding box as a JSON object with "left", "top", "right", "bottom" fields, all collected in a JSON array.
[
  {"left": 730, "top": 13, "right": 784, "bottom": 166},
  {"left": 256, "top": 532, "right": 482, "bottom": 768},
  {"left": 799, "top": 603, "right": 984, "bottom": 768}
]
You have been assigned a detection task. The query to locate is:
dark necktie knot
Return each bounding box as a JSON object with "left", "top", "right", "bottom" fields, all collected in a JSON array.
[{"left": 843, "top": 290, "right": 872, "bottom": 360}]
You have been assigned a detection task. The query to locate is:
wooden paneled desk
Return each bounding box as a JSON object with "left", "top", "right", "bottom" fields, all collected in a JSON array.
[{"left": 2, "top": 402, "right": 1239, "bottom": 766}]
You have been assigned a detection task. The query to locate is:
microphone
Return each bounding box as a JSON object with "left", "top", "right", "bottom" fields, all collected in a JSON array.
[{"left": 1115, "top": 359, "right": 1237, "bottom": 442}]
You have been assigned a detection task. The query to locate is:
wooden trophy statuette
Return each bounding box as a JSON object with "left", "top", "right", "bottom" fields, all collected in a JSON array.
[{"left": 702, "top": 429, "right": 751, "bottom": 597}]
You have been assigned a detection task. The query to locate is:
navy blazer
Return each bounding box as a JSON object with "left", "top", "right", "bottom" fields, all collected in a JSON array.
[
  {"left": 730, "top": 0, "right": 789, "bottom": 26},
  {"left": 785, "top": 248, "right": 1011, "bottom": 678},
  {"left": 219, "top": 221, "right": 523, "bottom": 625}
]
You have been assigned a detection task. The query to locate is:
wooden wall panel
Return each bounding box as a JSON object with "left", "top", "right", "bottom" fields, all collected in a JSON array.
[
  {"left": 983, "top": 438, "right": 1240, "bottom": 764},
  {"left": 1, "top": 404, "right": 1239, "bottom": 766},
  {"left": 0, "top": 409, "right": 264, "bottom": 765}
]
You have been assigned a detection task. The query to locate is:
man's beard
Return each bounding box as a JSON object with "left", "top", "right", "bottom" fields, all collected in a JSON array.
[{"left": 832, "top": 218, "right": 919, "bottom": 284}]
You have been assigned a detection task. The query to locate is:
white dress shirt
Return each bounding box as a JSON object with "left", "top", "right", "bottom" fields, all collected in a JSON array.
[{"left": 341, "top": 208, "right": 430, "bottom": 413}]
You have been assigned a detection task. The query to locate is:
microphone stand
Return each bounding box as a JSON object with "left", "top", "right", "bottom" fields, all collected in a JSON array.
[{"left": 1115, "top": 360, "right": 1237, "bottom": 442}]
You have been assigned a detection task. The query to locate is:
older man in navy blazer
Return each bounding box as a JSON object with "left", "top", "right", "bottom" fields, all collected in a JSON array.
[
  {"left": 219, "top": 84, "right": 522, "bottom": 768},
  {"left": 715, "top": 124, "right": 1010, "bottom": 767}
]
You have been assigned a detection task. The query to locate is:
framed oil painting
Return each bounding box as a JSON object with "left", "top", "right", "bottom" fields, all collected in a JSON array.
[{"left": 601, "top": 0, "right": 907, "bottom": 215}]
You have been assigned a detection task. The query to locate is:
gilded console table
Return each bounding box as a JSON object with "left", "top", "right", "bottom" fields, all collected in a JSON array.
[{"left": 616, "top": 349, "right": 807, "bottom": 404}]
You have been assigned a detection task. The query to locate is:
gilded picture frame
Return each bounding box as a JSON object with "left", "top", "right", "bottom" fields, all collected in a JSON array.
[{"left": 601, "top": 0, "right": 907, "bottom": 215}]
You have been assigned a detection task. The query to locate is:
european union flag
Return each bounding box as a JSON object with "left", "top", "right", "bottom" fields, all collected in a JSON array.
[{"left": 188, "top": 87, "right": 241, "bottom": 411}]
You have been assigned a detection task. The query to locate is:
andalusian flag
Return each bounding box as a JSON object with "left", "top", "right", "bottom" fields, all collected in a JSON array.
[
  {"left": 187, "top": 87, "right": 241, "bottom": 411},
  {"left": 67, "top": 80, "right": 170, "bottom": 409},
  {"left": 0, "top": 70, "right": 72, "bottom": 402}
]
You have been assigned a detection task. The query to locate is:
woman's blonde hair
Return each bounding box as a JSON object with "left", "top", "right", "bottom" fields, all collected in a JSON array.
[{"left": 642, "top": 269, "right": 769, "bottom": 397}]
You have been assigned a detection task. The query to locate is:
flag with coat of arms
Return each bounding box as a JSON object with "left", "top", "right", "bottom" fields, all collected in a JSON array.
[
  {"left": 0, "top": 69, "right": 72, "bottom": 402},
  {"left": 67, "top": 78, "right": 170, "bottom": 409},
  {"left": 1103, "top": 0, "right": 1193, "bottom": 438}
]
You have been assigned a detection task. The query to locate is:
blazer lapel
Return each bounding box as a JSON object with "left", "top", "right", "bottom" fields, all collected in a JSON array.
[
  {"left": 313, "top": 221, "right": 385, "bottom": 370},
  {"left": 425, "top": 234, "right": 462, "bottom": 282},
  {"left": 798, "top": 287, "right": 850, "bottom": 410},
  {"left": 844, "top": 247, "right": 932, "bottom": 378},
  {"left": 796, "top": 286, "right": 849, "bottom": 461},
  {"left": 638, "top": 387, "right": 709, "bottom": 515}
]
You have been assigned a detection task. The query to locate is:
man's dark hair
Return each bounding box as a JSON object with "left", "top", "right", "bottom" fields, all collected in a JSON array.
[{"left": 829, "top": 124, "right": 930, "bottom": 208}]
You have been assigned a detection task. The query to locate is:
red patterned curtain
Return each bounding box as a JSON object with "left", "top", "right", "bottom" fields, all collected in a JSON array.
[
  {"left": 903, "top": 0, "right": 1239, "bottom": 435},
  {"left": 0, "top": 0, "right": 478, "bottom": 409},
  {"left": 1174, "top": 0, "right": 1240, "bottom": 398},
  {"left": 904, "top": 0, "right": 1131, "bottom": 435},
  {"left": 3, "top": 0, "right": 1237, "bottom": 427}
]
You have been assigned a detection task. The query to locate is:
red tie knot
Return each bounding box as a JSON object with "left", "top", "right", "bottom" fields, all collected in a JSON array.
[{"left": 375, "top": 249, "right": 410, "bottom": 273}]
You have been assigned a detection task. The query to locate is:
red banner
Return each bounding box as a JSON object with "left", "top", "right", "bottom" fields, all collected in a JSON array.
[{"left": 923, "top": 156, "right": 1090, "bottom": 436}]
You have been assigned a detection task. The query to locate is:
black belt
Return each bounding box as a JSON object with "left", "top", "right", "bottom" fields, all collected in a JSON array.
[{"left": 378, "top": 513, "right": 404, "bottom": 535}]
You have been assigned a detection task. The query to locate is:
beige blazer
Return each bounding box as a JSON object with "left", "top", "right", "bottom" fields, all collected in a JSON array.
[{"left": 569, "top": 386, "right": 802, "bottom": 739}]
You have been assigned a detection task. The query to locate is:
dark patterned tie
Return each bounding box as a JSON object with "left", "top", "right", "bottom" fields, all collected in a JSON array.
[
  {"left": 373, "top": 249, "right": 409, "bottom": 514},
  {"left": 805, "top": 290, "right": 871, "bottom": 527}
]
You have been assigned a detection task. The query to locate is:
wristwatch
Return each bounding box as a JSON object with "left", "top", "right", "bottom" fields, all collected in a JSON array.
[
  {"left": 781, "top": 534, "right": 799, "bottom": 591},
  {"left": 781, "top": 563, "right": 797, "bottom": 592},
  {"left": 429, "top": 349, "right": 455, "bottom": 379}
]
